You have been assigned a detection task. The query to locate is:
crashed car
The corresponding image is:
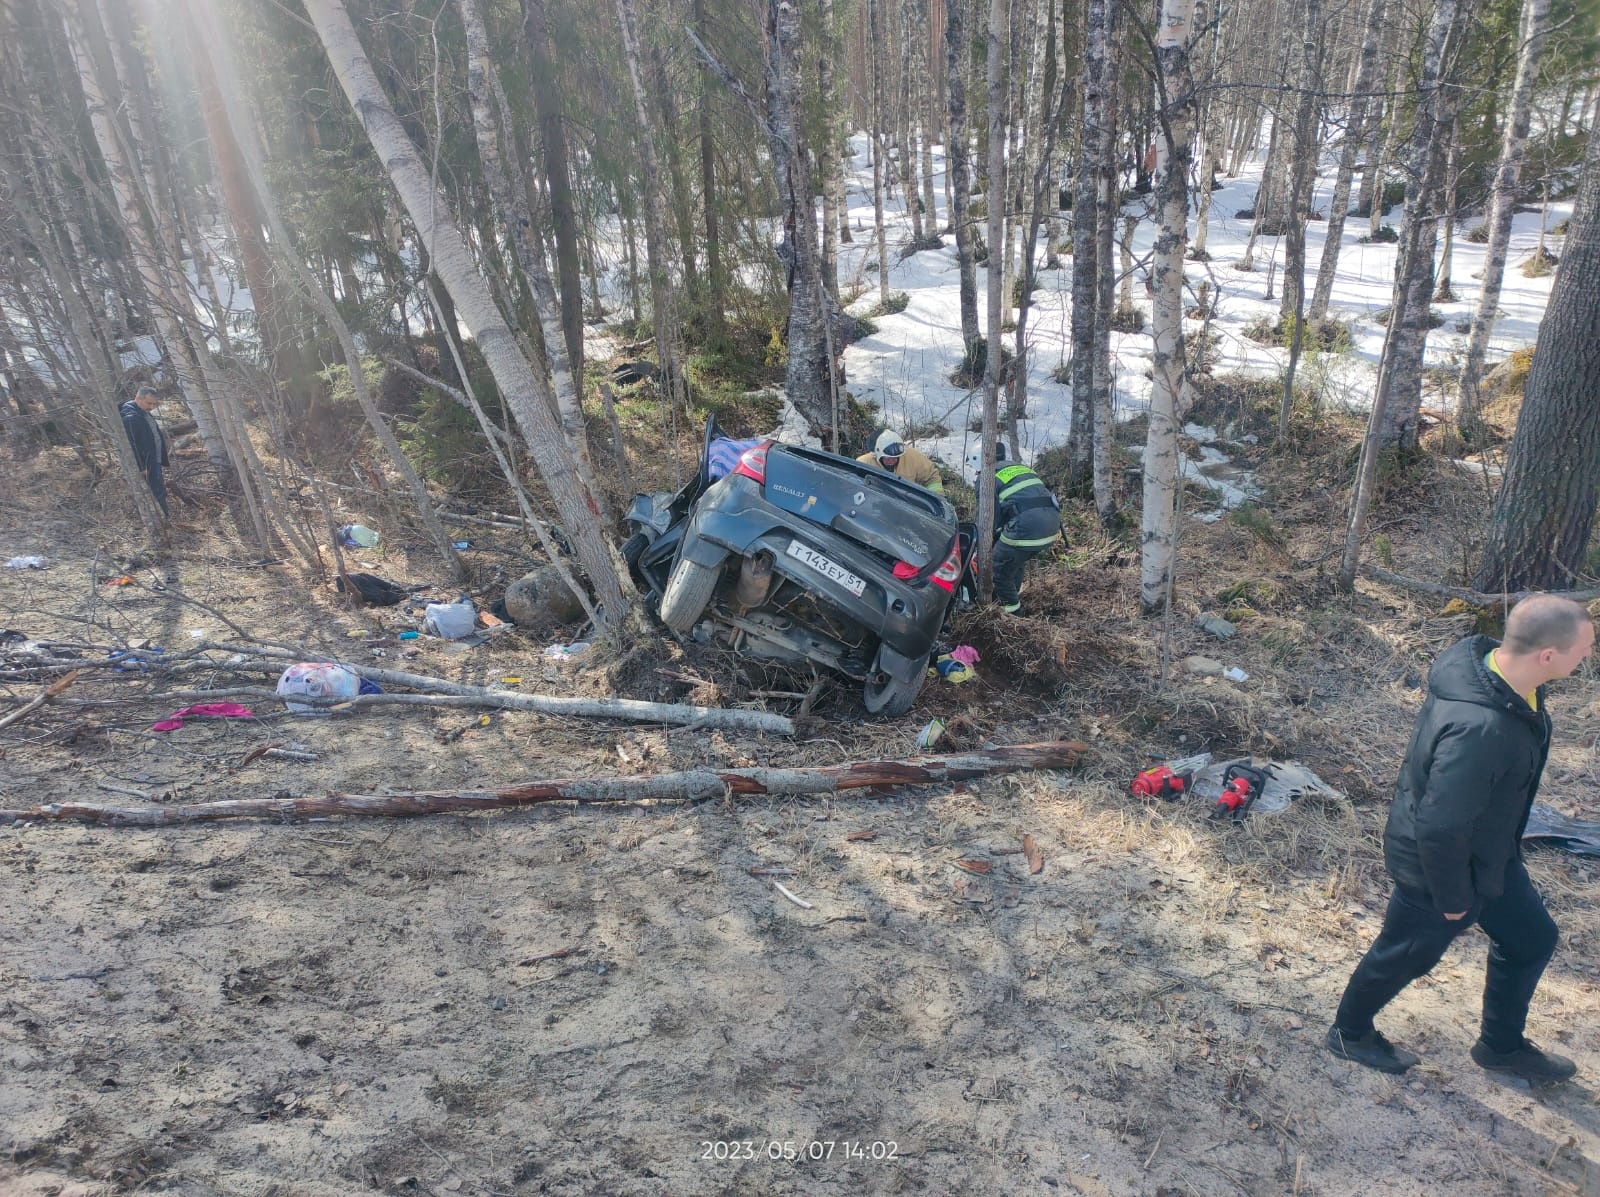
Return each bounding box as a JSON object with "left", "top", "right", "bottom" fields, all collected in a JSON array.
[{"left": 623, "top": 420, "right": 972, "bottom": 717}]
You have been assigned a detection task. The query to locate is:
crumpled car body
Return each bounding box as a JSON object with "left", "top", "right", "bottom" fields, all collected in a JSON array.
[{"left": 623, "top": 420, "right": 971, "bottom": 717}]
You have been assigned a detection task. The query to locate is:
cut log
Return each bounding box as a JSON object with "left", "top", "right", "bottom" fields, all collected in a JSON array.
[{"left": 0, "top": 741, "right": 1088, "bottom": 827}]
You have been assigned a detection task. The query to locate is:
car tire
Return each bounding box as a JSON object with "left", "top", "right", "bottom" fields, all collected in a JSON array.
[
  {"left": 659, "top": 555, "right": 721, "bottom": 633},
  {"left": 862, "top": 653, "right": 929, "bottom": 718}
]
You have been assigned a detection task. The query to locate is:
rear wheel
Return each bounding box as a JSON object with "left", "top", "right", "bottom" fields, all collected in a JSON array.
[
  {"left": 862, "top": 653, "right": 929, "bottom": 718},
  {"left": 659, "top": 555, "right": 721, "bottom": 632}
]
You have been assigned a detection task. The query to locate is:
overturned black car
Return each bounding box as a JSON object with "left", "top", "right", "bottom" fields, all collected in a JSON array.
[{"left": 623, "top": 421, "right": 972, "bottom": 717}]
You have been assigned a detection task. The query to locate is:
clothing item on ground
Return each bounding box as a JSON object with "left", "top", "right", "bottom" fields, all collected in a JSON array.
[{"left": 151, "top": 703, "right": 254, "bottom": 732}]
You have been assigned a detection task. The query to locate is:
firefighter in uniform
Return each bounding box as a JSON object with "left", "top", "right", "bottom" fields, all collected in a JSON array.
[
  {"left": 988, "top": 442, "right": 1060, "bottom": 615},
  {"left": 857, "top": 428, "right": 944, "bottom": 493}
]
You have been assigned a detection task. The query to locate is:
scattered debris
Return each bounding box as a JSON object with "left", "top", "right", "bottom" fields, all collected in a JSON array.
[
  {"left": 772, "top": 880, "right": 813, "bottom": 909},
  {"left": 275, "top": 662, "right": 375, "bottom": 715},
  {"left": 748, "top": 866, "right": 795, "bottom": 877},
  {"left": 1195, "top": 614, "right": 1236, "bottom": 639},
  {"left": 424, "top": 599, "right": 477, "bottom": 640},
  {"left": 845, "top": 829, "right": 879, "bottom": 843},
  {"left": 334, "top": 571, "right": 407, "bottom": 605},
  {"left": 5, "top": 556, "right": 47, "bottom": 569},
  {"left": 954, "top": 858, "right": 993, "bottom": 876},
  {"left": 150, "top": 702, "right": 254, "bottom": 733},
  {"left": 1182, "top": 656, "right": 1225, "bottom": 678},
  {"left": 337, "top": 524, "right": 380, "bottom": 549},
  {"left": 1022, "top": 834, "right": 1044, "bottom": 875},
  {"left": 915, "top": 717, "right": 946, "bottom": 749},
  {"left": 1523, "top": 806, "right": 1600, "bottom": 857},
  {"left": 1223, "top": 666, "right": 1249, "bottom": 683}
]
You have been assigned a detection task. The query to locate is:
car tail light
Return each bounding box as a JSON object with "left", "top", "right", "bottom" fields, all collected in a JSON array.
[
  {"left": 892, "top": 562, "right": 919, "bottom": 580},
  {"left": 929, "top": 541, "right": 963, "bottom": 593},
  {"left": 732, "top": 440, "right": 774, "bottom": 485}
]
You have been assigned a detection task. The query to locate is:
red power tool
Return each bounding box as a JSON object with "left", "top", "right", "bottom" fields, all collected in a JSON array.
[
  {"left": 1212, "top": 763, "right": 1270, "bottom": 819},
  {"left": 1131, "top": 764, "right": 1194, "bottom": 801}
]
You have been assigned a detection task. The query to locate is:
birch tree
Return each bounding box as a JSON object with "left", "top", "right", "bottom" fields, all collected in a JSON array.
[
  {"left": 946, "top": 0, "right": 982, "bottom": 354},
  {"left": 1068, "top": 0, "right": 1113, "bottom": 496},
  {"left": 1140, "top": 0, "right": 1197, "bottom": 613},
  {"left": 1457, "top": 0, "right": 1552, "bottom": 433},
  {"left": 298, "top": 0, "right": 625, "bottom": 619},
  {"left": 977, "top": 0, "right": 1008, "bottom": 597},
  {"left": 1374, "top": 0, "right": 1477, "bottom": 451},
  {"left": 1309, "top": 0, "right": 1386, "bottom": 321}
]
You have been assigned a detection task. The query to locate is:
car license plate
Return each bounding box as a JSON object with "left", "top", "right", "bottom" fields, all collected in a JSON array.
[{"left": 785, "top": 542, "right": 866, "bottom": 597}]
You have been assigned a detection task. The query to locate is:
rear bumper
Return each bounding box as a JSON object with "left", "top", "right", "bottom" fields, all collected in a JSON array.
[{"left": 682, "top": 476, "right": 952, "bottom": 667}]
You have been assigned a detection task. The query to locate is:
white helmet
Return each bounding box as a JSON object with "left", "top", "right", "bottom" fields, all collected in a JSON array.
[{"left": 873, "top": 429, "right": 906, "bottom": 463}]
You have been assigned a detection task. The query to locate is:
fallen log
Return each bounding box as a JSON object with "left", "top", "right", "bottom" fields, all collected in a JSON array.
[
  {"left": 153, "top": 686, "right": 793, "bottom": 734},
  {"left": 1365, "top": 567, "right": 1600, "bottom": 607},
  {"left": 0, "top": 741, "right": 1088, "bottom": 827}
]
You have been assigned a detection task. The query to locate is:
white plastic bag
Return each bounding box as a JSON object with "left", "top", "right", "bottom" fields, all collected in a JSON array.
[
  {"left": 424, "top": 599, "right": 477, "bottom": 640},
  {"left": 275, "top": 662, "right": 362, "bottom": 716}
]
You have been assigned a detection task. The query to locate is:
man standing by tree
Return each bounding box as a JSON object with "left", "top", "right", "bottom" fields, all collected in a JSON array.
[
  {"left": 1326, "top": 595, "right": 1593, "bottom": 1084},
  {"left": 120, "top": 385, "right": 169, "bottom": 517}
]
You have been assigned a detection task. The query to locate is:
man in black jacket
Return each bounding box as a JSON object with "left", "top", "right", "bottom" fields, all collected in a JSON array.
[
  {"left": 1327, "top": 595, "right": 1593, "bottom": 1084},
  {"left": 119, "top": 385, "right": 169, "bottom": 516}
]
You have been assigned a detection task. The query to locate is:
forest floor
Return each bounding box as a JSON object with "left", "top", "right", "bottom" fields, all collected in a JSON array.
[{"left": 3, "top": 388, "right": 1600, "bottom": 1197}]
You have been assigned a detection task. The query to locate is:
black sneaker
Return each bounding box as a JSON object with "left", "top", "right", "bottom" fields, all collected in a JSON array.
[
  {"left": 1325, "top": 1025, "right": 1419, "bottom": 1074},
  {"left": 1470, "top": 1038, "right": 1577, "bottom": 1086}
]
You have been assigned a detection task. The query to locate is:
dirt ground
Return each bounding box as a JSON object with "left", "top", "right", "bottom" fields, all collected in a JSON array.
[{"left": 3, "top": 441, "right": 1600, "bottom": 1197}]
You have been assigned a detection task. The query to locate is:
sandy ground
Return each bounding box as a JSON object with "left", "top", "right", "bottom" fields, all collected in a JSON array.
[{"left": 3, "top": 443, "right": 1600, "bottom": 1197}]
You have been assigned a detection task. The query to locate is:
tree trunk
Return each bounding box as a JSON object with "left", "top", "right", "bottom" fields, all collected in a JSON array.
[
  {"left": 1067, "top": 0, "right": 1111, "bottom": 494},
  {"left": 648, "top": 37, "right": 703, "bottom": 306},
  {"left": 1278, "top": 0, "right": 1322, "bottom": 328},
  {"left": 947, "top": 0, "right": 981, "bottom": 350},
  {"left": 1310, "top": 0, "right": 1386, "bottom": 321},
  {"left": 186, "top": 0, "right": 462, "bottom": 577},
  {"left": 692, "top": 0, "right": 727, "bottom": 336},
  {"left": 64, "top": 0, "right": 230, "bottom": 488},
  {"left": 765, "top": 0, "right": 834, "bottom": 434},
  {"left": 978, "top": 0, "right": 1008, "bottom": 598},
  {"left": 1433, "top": 127, "right": 1461, "bottom": 301},
  {"left": 870, "top": 0, "right": 891, "bottom": 306},
  {"left": 1458, "top": 0, "right": 1550, "bottom": 431},
  {"left": 0, "top": 742, "right": 1088, "bottom": 829},
  {"left": 1376, "top": 0, "right": 1476, "bottom": 451},
  {"left": 818, "top": 0, "right": 841, "bottom": 298},
  {"left": 520, "top": 0, "right": 585, "bottom": 380},
  {"left": 459, "top": 0, "right": 608, "bottom": 528},
  {"left": 1140, "top": 0, "right": 1197, "bottom": 614},
  {"left": 1473, "top": 130, "right": 1600, "bottom": 592},
  {"left": 299, "top": 0, "right": 624, "bottom": 618},
  {"left": 615, "top": 0, "right": 687, "bottom": 420}
]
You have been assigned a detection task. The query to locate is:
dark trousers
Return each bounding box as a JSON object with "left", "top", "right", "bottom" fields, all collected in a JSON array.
[
  {"left": 1334, "top": 860, "right": 1558, "bottom": 1052},
  {"left": 142, "top": 464, "right": 168, "bottom": 517},
  {"left": 993, "top": 541, "right": 1045, "bottom": 606}
]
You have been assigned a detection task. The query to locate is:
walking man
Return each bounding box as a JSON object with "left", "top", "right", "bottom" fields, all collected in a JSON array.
[
  {"left": 986, "top": 442, "right": 1060, "bottom": 615},
  {"left": 1327, "top": 594, "right": 1593, "bottom": 1083},
  {"left": 119, "top": 385, "right": 169, "bottom": 517}
]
